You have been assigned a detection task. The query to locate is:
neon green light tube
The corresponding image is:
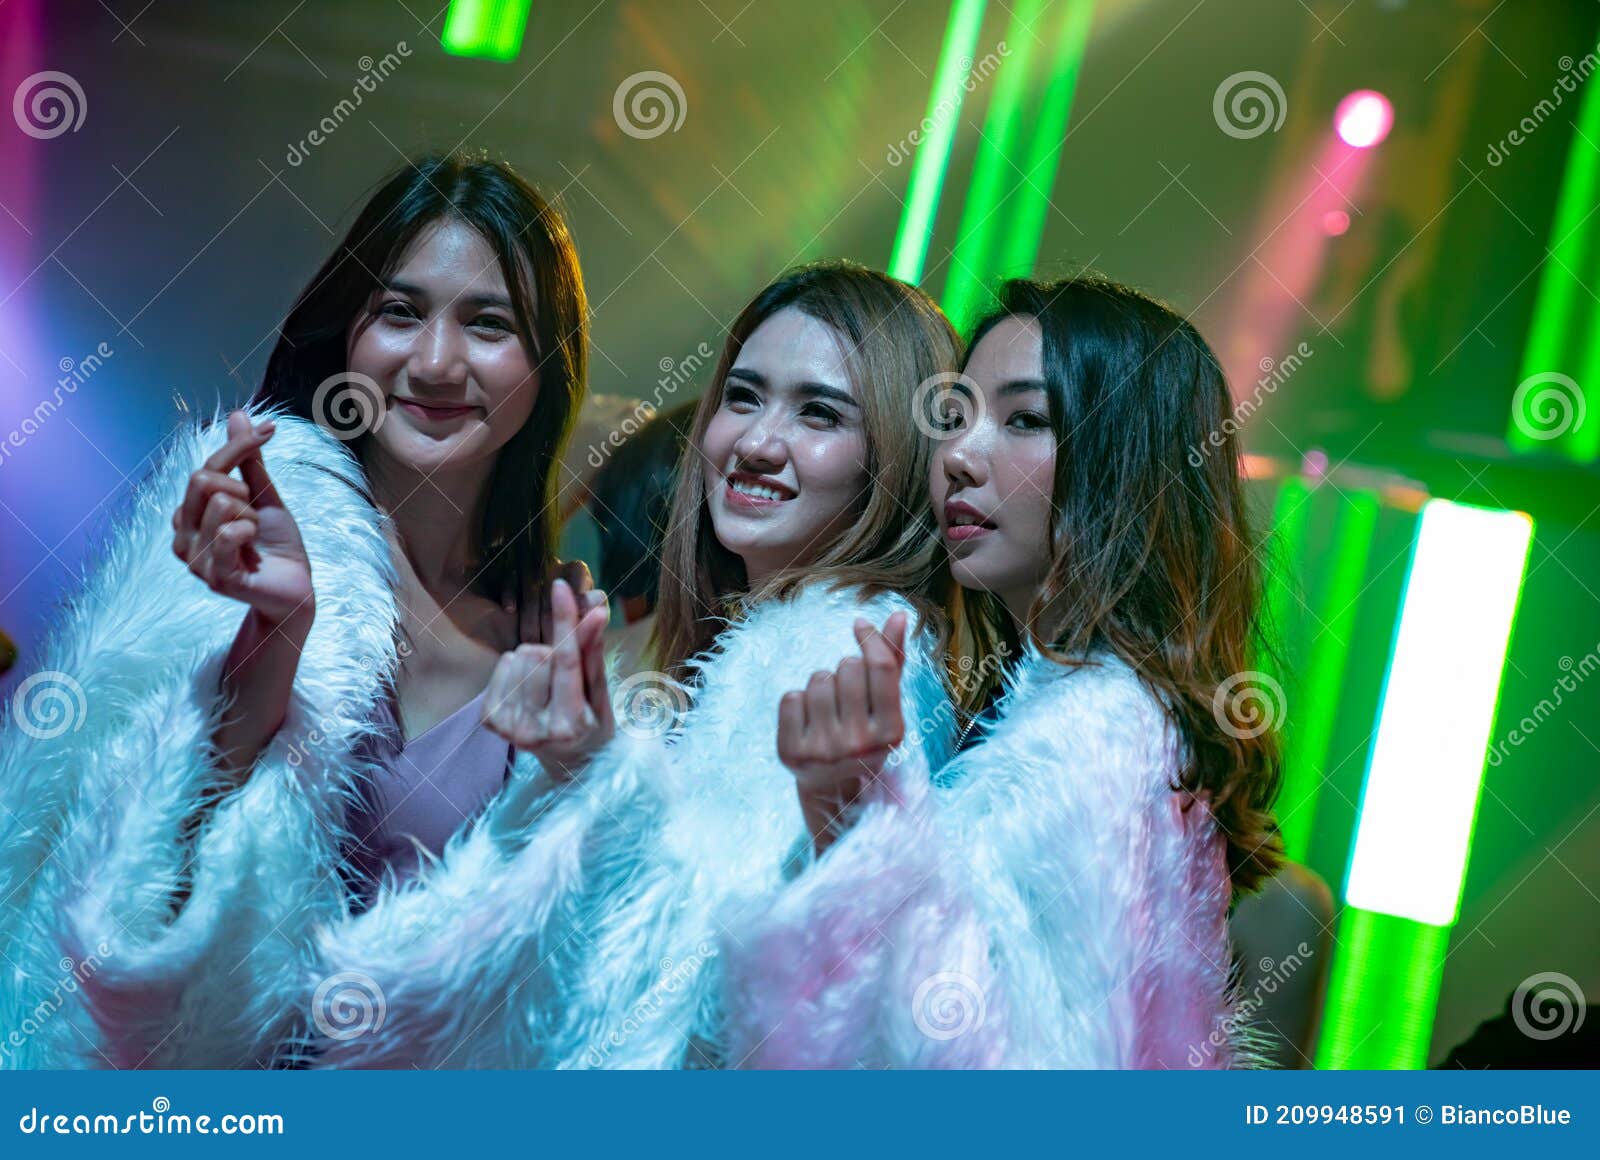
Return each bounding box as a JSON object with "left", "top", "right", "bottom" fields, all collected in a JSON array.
[
  {"left": 887, "top": 0, "right": 989, "bottom": 286},
  {"left": 443, "top": 0, "right": 533, "bottom": 62}
]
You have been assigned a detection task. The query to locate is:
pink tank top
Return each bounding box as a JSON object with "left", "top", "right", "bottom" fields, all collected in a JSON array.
[{"left": 343, "top": 689, "right": 513, "bottom": 899}]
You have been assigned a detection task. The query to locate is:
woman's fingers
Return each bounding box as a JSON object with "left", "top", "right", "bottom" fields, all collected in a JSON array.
[
  {"left": 577, "top": 605, "right": 614, "bottom": 730},
  {"left": 237, "top": 431, "right": 282, "bottom": 509},
  {"left": 201, "top": 412, "right": 274, "bottom": 478},
  {"left": 179, "top": 469, "right": 251, "bottom": 533},
  {"left": 544, "top": 579, "right": 596, "bottom": 740},
  {"left": 776, "top": 691, "right": 808, "bottom": 768},
  {"left": 835, "top": 656, "right": 869, "bottom": 739},
  {"left": 483, "top": 645, "right": 554, "bottom": 748}
]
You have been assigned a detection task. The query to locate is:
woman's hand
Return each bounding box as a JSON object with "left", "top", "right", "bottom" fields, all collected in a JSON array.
[
  {"left": 172, "top": 410, "right": 313, "bottom": 627},
  {"left": 520, "top": 559, "right": 606, "bottom": 645},
  {"left": 777, "top": 612, "right": 908, "bottom": 853},
  {"left": 483, "top": 578, "right": 614, "bottom": 780}
]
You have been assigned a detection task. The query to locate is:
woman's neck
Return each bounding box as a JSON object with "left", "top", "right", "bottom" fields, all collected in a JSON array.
[{"left": 366, "top": 449, "right": 494, "bottom": 597}]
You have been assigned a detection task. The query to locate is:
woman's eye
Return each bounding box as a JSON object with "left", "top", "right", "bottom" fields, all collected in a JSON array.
[
  {"left": 471, "top": 315, "right": 513, "bottom": 334},
  {"left": 1007, "top": 410, "right": 1049, "bottom": 431},
  {"left": 378, "top": 300, "right": 419, "bottom": 321},
  {"left": 801, "top": 403, "right": 842, "bottom": 428},
  {"left": 723, "top": 383, "right": 759, "bottom": 410}
]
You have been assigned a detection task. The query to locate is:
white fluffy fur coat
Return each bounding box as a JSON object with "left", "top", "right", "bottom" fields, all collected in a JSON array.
[
  {"left": 0, "top": 406, "right": 401, "bottom": 1068},
  {"left": 719, "top": 646, "right": 1247, "bottom": 1069},
  {"left": 309, "top": 584, "right": 955, "bottom": 1069}
]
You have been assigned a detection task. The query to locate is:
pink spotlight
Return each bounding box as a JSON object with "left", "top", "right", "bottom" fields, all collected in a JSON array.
[
  {"left": 1322, "top": 209, "right": 1351, "bottom": 236},
  {"left": 1335, "top": 90, "right": 1393, "bottom": 148}
]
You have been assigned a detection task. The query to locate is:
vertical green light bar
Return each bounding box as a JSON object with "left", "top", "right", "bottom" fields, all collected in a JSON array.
[
  {"left": 939, "top": 0, "right": 1045, "bottom": 331},
  {"left": 1259, "top": 475, "right": 1312, "bottom": 688},
  {"left": 1317, "top": 500, "right": 1533, "bottom": 1069},
  {"left": 988, "top": 0, "right": 1093, "bottom": 281},
  {"left": 1508, "top": 45, "right": 1600, "bottom": 462},
  {"left": 442, "top": 0, "right": 533, "bottom": 62},
  {"left": 1277, "top": 489, "right": 1380, "bottom": 861},
  {"left": 887, "top": 0, "right": 989, "bottom": 285}
]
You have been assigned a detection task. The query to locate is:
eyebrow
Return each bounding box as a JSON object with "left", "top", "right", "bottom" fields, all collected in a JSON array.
[
  {"left": 995, "top": 379, "right": 1048, "bottom": 397},
  {"left": 382, "top": 280, "right": 514, "bottom": 310},
  {"left": 726, "top": 367, "right": 860, "bottom": 408}
]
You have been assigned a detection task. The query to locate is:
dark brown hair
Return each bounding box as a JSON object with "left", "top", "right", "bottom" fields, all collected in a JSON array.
[
  {"left": 963, "top": 275, "right": 1283, "bottom": 894},
  {"left": 254, "top": 150, "right": 588, "bottom": 609},
  {"left": 653, "top": 260, "right": 960, "bottom": 681}
]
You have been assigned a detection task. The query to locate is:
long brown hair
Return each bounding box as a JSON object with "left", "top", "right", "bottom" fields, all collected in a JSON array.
[
  {"left": 254, "top": 150, "right": 588, "bottom": 610},
  {"left": 653, "top": 260, "right": 960, "bottom": 681},
  {"left": 964, "top": 276, "right": 1282, "bottom": 894}
]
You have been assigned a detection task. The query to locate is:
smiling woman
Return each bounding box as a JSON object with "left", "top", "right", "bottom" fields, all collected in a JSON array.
[
  {"left": 310, "top": 260, "right": 966, "bottom": 1069},
  {"left": 0, "top": 151, "right": 597, "bottom": 1069}
]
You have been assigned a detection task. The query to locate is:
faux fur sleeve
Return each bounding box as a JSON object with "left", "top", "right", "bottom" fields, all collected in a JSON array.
[
  {"left": 0, "top": 408, "right": 395, "bottom": 1068},
  {"left": 308, "top": 584, "right": 954, "bottom": 1070},
  {"left": 722, "top": 654, "right": 1240, "bottom": 1069}
]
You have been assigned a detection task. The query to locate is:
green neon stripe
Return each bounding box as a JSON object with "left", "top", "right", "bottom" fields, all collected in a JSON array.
[
  {"left": 1316, "top": 908, "right": 1450, "bottom": 1069},
  {"left": 1259, "top": 475, "right": 1312, "bottom": 689},
  {"left": 1509, "top": 45, "right": 1600, "bottom": 461},
  {"left": 887, "top": 0, "right": 989, "bottom": 285},
  {"left": 442, "top": 0, "right": 532, "bottom": 62},
  {"left": 1277, "top": 489, "right": 1379, "bottom": 862},
  {"left": 989, "top": 0, "right": 1093, "bottom": 282},
  {"left": 939, "top": 0, "right": 1046, "bottom": 331}
]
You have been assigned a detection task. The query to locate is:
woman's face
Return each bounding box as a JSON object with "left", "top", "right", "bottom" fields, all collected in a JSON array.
[
  {"left": 347, "top": 218, "right": 539, "bottom": 479},
  {"left": 931, "top": 315, "right": 1056, "bottom": 621},
  {"left": 700, "top": 306, "right": 870, "bottom": 585}
]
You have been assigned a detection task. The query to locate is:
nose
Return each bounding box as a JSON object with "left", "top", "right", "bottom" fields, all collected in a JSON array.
[
  {"left": 731, "top": 411, "right": 788, "bottom": 472},
  {"left": 939, "top": 419, "right": 987, "bottom": 491},
  {"left": 410, "top": 315, "right": 468, "bottom": 391}
]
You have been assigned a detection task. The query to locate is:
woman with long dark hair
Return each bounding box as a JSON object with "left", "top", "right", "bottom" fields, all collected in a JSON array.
[
  {"left": 0, "top": 151, "right": 593, "bottom": 1068},
  {"left": 313, "top": 260, "right": 963, "bottom": 1068},
  {"left": 724, "top": 275, "right": 1284, "bottom": 1068}
]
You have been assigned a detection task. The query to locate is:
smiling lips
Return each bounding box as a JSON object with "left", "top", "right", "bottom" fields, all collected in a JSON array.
[
  {"left": 943, "top": 499, "right": 998, "bottom": 542},
  {"left": 396, "top": 397, "right": 478, "bottom": 422},
  {"left": 724, "top": 471, "right": 797, "bottom": 509}
]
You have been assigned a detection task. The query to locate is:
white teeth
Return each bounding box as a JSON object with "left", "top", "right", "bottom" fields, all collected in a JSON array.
[{"left": 731, "top": 479, "right": 786, "bottom": 501}]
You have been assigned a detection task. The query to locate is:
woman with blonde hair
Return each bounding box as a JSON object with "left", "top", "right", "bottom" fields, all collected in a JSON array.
[{"left": 314, "top": 259, "right": 964, "bottom": 1069}]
